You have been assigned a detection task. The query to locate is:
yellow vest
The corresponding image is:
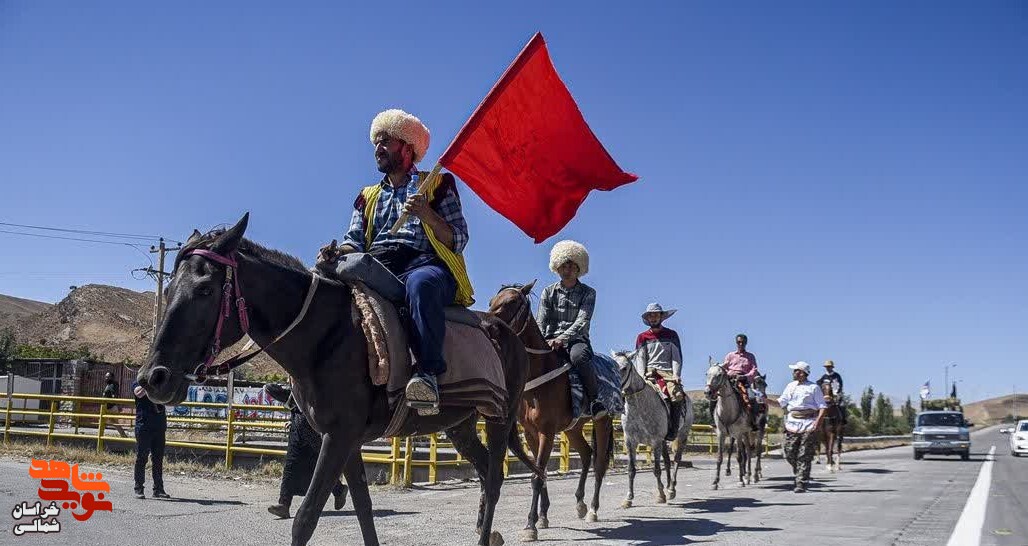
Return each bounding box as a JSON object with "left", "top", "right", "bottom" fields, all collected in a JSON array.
[{"left": 359, "top": 173, "right": 475, "bottom": 307}]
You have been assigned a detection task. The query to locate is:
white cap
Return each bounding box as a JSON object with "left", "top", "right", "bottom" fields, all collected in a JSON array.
[{"left": 789, "top": 361, "right": 811, "bottom": 374}]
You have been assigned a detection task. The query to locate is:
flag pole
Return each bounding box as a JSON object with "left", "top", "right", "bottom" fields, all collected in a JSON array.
[{"left": 388, "top": 162, "right": 443, "bottom": 235}]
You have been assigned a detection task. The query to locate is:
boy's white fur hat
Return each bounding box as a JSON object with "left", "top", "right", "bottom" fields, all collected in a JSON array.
[
  {"left": 369, "top": 109, "right": 430, "bottom": 163},
  {"left": 549, "top": 240, "right": 589, "bottom": 277}
]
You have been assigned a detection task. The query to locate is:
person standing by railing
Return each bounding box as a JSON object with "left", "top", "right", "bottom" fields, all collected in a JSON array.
[
  {"left": 133, "top": 381, "right": 170, "bottom": 499},
  {"left": 264, "top": 382, "right": 347, "bottom": 518},
  {"left": 102, "top": 372, "right": 127, "bottom": 438}
]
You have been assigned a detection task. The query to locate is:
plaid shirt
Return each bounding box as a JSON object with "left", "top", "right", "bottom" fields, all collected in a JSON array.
[
  {"left": 342, "top": 167, "right": 469, "bottom": 253},
  {"left": 537, "top": 281, "right": 596, "bottom": 343}
]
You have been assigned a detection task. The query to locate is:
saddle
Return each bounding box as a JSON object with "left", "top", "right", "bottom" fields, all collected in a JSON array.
[
  {"left": 645, "top": 369, "right": 685, "bottom": 441},
  {"left": 325, "top": 253, "right": 508, "bottom": 435},
  {"left": 646, "top": 369, "right": 686, "bottom": 403}
]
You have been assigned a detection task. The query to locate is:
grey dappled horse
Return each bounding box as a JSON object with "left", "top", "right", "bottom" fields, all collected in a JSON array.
[
  {"left": 725, "top": 371, "right": 768, "bottom": 483},
  {"left": 705, "top": 358, "right": 755, "bottom": 489},
  {"left": 612, "top": 350, "right": 693, "bottom": 508}
]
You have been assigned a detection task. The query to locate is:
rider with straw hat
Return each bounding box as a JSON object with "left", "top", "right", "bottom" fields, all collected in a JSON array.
[
  {"left": 635, "top": 303, "right": 685, "bottom": 439},
  {"left": 816, "top": 360, "right": 847, "bottom": 426}
]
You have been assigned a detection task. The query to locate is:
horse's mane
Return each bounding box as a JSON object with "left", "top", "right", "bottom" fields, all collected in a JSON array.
[{"left": 177, "top": 229, "right": 307, "bottom": 274}]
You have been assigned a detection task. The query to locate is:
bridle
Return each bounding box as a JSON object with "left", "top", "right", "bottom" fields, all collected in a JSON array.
[
  {"left": 495, "top": 287, "right": 551, "bottom": 355},
  {"left": 619, "top": 361, "right": 647, "bottom": 398},
  {"left": 182, "top": 247, "right": 318, "bottom": 383},
  {"left": 705, "top": 365, "right": 728, "bottom": 401}
]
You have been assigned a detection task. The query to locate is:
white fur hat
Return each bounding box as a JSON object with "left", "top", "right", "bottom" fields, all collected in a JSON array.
[
  {"left": 369, "top": 109, "right": 430, "bottom": 163},
  {"left": 549, "top": 240, "right": 589, "bottom": 277}
]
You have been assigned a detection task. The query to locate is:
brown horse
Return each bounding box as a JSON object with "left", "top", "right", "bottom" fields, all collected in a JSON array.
[
  {"left": 487, "top": 283, "right": 615, "bottom": 543},
  {"left": 136, "top": 215, "right": 541, "bottom": 546},
  {"left": 819, "top": 382, "right": 844, "bottom": 473}
]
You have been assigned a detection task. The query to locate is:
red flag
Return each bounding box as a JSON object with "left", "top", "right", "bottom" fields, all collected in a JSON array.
[{"left": 440, "top": 33, "right": 639, "bottom": 243}]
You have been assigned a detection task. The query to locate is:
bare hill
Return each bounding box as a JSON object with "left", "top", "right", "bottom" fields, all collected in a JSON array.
[
  {"left": 0, "top": 294, "right": 51, "bottom": 330},
  {"left": 962, "top": 393, "right": 1027, "bottom": 426},
  {"left": 8, "top": 284, "right": 284, "bottom": 376}
]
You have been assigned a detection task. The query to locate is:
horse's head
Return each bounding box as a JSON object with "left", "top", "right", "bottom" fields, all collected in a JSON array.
[
  {"left": 137, "top": 214, "right": 250, "bottom": 404},
  {"left": 488, "top": 281, "right": 536, "bottom": 335},
  {"left": 704, "top": 356, "right": 727, "bottom": 400},
  {"left": 752, "top": 372, "right": 768, "bottom": 395},
  {"left": 610, "top": 349, "right": 641, "bottom": 390},
  {"left": 820, "top": 380, "right": 835, "bottom": 402}
]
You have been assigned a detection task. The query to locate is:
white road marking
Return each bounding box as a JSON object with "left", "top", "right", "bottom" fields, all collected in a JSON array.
[{"left": 946, "top": 445, "right": 996, "bottom": 546}]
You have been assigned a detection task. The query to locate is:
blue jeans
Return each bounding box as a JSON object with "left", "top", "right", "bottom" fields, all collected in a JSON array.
[{"left": 399, "top": 264, "right": 456, "bottom": 376}]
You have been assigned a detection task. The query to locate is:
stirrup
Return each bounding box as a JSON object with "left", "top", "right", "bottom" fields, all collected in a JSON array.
[{"left": 405, "top": 375, "right": 440, "bottom": 416}]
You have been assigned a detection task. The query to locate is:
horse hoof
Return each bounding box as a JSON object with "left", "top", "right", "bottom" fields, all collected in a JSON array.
[
  {"left": 518, "top": 529, "right": 537, "bottom": 542},
  {"left": 490, "top": 531, "right": 505, "bottom": 546},
  {"left": 576, "top": 502, "right": 588, "bottom": 519},
  {"left": 586, "top": 512, "right": 598, "bottom": 523},
  {"left": 711, "top": 484, "right": 719, "bottom": 491},
  {"left": 667, "top": 489, "right": 676, "bottom": 500},
  {"left": 656, "top": 493, "right": 666, "bottom": 504},
  {"left": 538, "top": 517, "right": 548, "bottom": 529},
  {"left": 621, "top": 499, "right": 633, "bottom": 509}
]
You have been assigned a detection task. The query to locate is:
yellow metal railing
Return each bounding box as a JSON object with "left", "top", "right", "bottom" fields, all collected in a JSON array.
[{"left": 1, "top": 391, "right": 772, "bottom": 485}]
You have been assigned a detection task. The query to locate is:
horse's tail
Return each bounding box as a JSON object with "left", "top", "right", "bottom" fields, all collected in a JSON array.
[{"left": 508, "top": 426, "right": 547, "bottom": 482}]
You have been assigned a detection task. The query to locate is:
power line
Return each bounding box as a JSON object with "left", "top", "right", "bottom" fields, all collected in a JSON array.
[
  {"left": 0, "top": 228, "right": 156, "bottom": 247},
  {"left": 0, "top": 221, "right": 182, "bottom": 244}
]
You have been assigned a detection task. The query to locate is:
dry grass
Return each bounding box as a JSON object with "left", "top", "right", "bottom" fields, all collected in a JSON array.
[{"left": 0, "top": 439, "right": 284, "bottom": 482}]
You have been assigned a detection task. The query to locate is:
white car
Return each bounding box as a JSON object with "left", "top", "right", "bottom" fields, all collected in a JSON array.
[{"left": 1011, "top": 420, "right": 1028, "bottom": 457}]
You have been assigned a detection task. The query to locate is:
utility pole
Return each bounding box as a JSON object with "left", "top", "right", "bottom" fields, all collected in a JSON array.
[{"left": 148, "top": 238, "right": 182, "bottom": 335}]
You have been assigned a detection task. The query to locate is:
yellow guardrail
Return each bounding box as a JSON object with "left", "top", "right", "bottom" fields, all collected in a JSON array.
[{"left": 1, "top": 391, "right": 773, "bottom": 486}]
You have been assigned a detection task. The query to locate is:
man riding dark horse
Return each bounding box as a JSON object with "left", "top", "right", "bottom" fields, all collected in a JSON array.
[
  {"left": 721, "top": 333, "right": 760, "bottom": 431},
  {"left": 634, "top": 302, "right": 686, "bottom": 440},
  {"left": 816, "top": 359, "right": 848, "bottom": 427},
  {"left": 317, "top": 109, "right": 474, "bottom": 414}
]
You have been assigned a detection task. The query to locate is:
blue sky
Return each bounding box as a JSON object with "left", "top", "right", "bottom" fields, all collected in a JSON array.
[{"left": 1, "top": 2, "right": 1025, "bottom": 403}]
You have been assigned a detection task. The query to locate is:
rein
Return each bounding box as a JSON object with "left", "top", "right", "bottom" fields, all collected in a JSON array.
[
  {"left": 496, "top": 288, "right": 551, "bottom": 355},
  {"left": 184, "top": 248, "right": 319, "bottom": 383},
  {"left": 494, "top": 287, "right": 564, "bottom": 391}
]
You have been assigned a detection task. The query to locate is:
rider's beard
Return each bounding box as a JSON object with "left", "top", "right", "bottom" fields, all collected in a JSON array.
[{"left": 376, "top": 151, "right": 402, "bottom": 174}]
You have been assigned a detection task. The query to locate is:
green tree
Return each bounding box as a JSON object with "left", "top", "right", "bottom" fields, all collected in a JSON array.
[
  {"left": 844, "top": 408, "right": 871, "bottom": 437},
  {"left": 902, "top": 396, "right": 917, "bottom": 429},
  {"left": 871, "top": 393, "right": 893, "bottom": 435},
  {"left": 861, "top": 386, "right": 875, "bottom": 421},
  {"left": 692, "top": 398, "right": 713, "bottom": 426},
  {"left": 0, "top": 328, "right": 15, "bottom": 374}
]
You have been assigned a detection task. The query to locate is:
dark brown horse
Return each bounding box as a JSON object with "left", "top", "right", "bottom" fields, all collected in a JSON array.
[
  {"left": 487, "top": 283, "right": 615, "bottom": 542},
  {"left": 136, "top": 214, "right": 540, "bottom": 546}
]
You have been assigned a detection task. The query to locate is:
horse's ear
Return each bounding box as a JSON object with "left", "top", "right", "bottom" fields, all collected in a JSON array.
[
  {"left": 186, "top": 229, "right": 203, "bottom": 244},
  {"left": 212, "top": 213, "right": 249, "bottom": 255},
  {"left": 521, "top": 279, "right": 537, "bottom": 295}
]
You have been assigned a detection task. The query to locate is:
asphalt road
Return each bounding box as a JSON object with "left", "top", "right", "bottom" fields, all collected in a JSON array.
[
  {"left": 980, "top": 426, "right": 1027, "bottom": 545},
  {"left": 0, "top": 426, "right": 1020, "bottom": 545}
]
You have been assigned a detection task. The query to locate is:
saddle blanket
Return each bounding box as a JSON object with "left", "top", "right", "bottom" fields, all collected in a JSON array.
[
  {"left": 569, "top": 353, "right": 624, "bottom": 422},
  {"left": 346, "top": 282, "right": 507, "bottom": 430}
]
